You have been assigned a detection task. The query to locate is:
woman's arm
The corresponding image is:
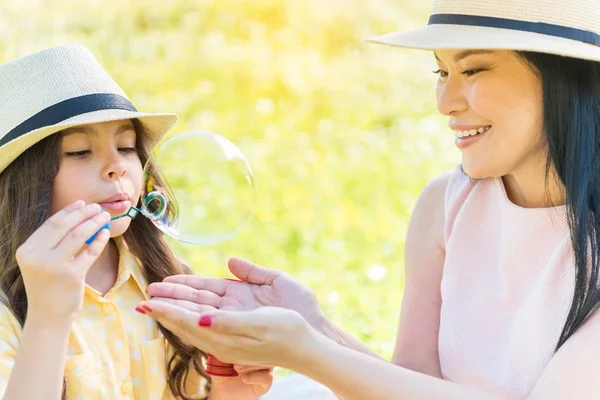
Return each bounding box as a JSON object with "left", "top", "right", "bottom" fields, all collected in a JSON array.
[
  {"left": 3, "top": 314, "right": 72, "bottom": 400},
  {"left": 143, "top": 291, "right": 600, "bottom": 400},
  {"left": 287, "top": 304, "right": 600, "bottom": 400},
  {"left": 318, "top": 317, "right": 383, "bottom": 359},
  {"left": 142, "top": 292, "right": 600, "bottom": 400},
  {"left": 290, "top": 331, "right": 505, "bottom": 400},
  {"left": 391, "top": 171, "right": 449, "bottom": 377}
]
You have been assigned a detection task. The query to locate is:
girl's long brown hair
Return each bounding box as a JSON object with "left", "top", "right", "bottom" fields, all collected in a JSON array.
[{"left": 0, "top": 119, "right": 211, "bottom": 399}]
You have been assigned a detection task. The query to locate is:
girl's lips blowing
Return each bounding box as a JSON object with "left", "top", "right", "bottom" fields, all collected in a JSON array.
[
  {"left": 99, "top": 200, "right": 131, "bottom": 212},
  {"left": 98, "top": 193, "right": 131, "bottom": 212}
]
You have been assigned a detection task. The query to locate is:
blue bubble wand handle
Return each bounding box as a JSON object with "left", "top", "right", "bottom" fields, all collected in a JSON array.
[{"left": 84, "top": 207, "right": 141, "bottom": 245}]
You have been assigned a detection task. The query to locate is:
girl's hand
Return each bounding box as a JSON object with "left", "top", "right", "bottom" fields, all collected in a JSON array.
[
  {"left": 137, "top": 302, "right": 316, "bottom": 369},
  {"left": 146, "top": 258, "right": 327, "bottom": 334},
  {"left": 209, "top": 364, "right": 273, "bottom": 400},
  {"left": 15, "top": 200, "right": 111, "bottom": 324}
]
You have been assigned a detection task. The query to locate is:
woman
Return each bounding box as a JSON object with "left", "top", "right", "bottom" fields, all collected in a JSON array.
[{"left": 136, "top": 0, "right": 600, "bottom": 399}]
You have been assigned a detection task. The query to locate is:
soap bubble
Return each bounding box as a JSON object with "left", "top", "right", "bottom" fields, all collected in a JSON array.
[{"left": 140, "top": 130, "right": 256, "bottom": 245}]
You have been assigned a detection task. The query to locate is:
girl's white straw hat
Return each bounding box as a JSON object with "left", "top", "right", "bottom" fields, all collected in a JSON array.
[
  {"left": 367, "top": 0, "right": 600, "bottom": 63},
  {"left": 0, "top": 44, "right": 178, "bottom": 174}
]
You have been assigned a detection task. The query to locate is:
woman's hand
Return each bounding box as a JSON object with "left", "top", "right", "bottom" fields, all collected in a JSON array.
[
  {"left": 145, "top": 257, "right": 328, "bottom": 333},
  {"left": 209, "top": 364, "right": 273, "bottom": 400},
  {"left": 15, "top": 200, "right": 111, "bottom": 324},
  {"left": 137, "top": 301, "right": 317, "bottom": 369}
]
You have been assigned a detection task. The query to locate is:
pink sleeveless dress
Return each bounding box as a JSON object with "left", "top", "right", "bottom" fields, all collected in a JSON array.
[{"left": 438, "top": 165, "right": 575, "bottom": 399}]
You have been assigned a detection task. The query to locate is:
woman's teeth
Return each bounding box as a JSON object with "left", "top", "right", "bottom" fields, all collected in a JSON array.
[{"left": 454, "top": 126, "right": 491, "bottom": 138}]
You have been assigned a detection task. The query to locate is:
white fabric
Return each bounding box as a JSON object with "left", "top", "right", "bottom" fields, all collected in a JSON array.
[{"left": 439, "top": 165, "right": 574, "bottom": 399}]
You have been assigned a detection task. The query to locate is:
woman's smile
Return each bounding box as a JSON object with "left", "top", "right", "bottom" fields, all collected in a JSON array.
[{"left": 453, "top": 126, "right": 492, "bottom": 149}]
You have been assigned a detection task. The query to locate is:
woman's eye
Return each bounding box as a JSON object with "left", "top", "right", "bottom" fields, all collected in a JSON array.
[
  {"left": 462, "top": 68, "right": 484, "bottom": 77},
  {"left": 65, "top": 150, "right": 90, "bottom": 158},
  {"left": 433, "top": 69, "right": 448, "bottom": 78}
]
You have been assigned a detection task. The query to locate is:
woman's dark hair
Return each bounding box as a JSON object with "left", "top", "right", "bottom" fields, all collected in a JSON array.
[
  {"left": 516, "top": 51, "right": 600, "bottom": 350},
  {"left": 0, "top": 119, "right": 211, "bottom": 399}
]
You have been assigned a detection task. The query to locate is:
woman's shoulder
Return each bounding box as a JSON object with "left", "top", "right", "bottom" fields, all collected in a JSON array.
[
  {"left": 408, "top": 167, "right": 456, "bottom": 254},
  {"left": 414, "top": 164, "right": 490, "bottom": 246},
  {"left": 416, "top": 164, "right": 465, "bottom": 213},
  {"left": 444, "top": 164, "right": 477, "bottom": 201}
]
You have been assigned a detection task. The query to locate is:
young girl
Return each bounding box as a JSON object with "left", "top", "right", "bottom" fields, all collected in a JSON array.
[
  {"left": 138, "top": 0, "right": 600, "bottom": 399},
  {"left": 0, "top": 44, "right": 272, "bottom": 399}
]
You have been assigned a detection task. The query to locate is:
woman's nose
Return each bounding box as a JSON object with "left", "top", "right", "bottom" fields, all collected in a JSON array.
[{"left": 436, "top": 78, "right": 468, "bottom": 116}]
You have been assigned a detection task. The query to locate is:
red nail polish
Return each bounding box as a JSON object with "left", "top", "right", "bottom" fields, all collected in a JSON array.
[
  {"left": 224, "top": 278, "right": 244, "bottom": 282},
  {"left": 135, "top": 306, "right": 146, "bottom": 314},
  {"left": 142, "top": 305, "right": 152, "bottom": 313},
  {"left": 199, "top": 315, "right": 212, "bottom": 327}
]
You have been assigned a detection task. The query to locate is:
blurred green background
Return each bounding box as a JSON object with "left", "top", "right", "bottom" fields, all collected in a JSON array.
[{"left": 0, "top": 0, "right": 459, "bottom": 362}]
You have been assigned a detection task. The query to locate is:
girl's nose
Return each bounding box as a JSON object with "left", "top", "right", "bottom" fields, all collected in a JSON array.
[{"left": 103, "top": 160, "right": 127, "bottom": 180}]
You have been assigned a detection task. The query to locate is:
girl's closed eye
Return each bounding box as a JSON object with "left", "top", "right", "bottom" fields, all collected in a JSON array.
[
  {"left": 118, "top": 147, "right": 138, "bottom": 154},
  {"left": 64, "top": 148, "right": 137, "bottom": 158},
  {"left": 65, "top": 150, "right": 91, "bottom": 158}
]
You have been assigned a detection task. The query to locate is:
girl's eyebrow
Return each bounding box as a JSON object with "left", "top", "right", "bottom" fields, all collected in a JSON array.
[
  {"left": 62, "top": 124, "right": 135, "bottom": 137},
  {"left": 434, "top": 49, "right": 495, "bottom": 63}
]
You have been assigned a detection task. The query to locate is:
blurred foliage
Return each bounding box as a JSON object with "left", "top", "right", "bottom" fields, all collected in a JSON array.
[{"left": 0, "top": 0, "right": 460, "bottom": 362}]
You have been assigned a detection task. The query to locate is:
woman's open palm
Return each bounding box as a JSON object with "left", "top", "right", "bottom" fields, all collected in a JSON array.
[{"left": 145, "top": 257, "right": 326, "bottom": 331}]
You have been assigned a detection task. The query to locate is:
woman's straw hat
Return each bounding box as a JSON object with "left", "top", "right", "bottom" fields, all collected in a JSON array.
[
  {"left": 367, "top": 0, "right": 600, "bottom": 62},
  {"left": 0, "top": 44, "right": 178, "bottom": 174}
]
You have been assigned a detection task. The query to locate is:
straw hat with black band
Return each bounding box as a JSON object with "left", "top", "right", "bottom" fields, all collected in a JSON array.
[
  {"left": 367, "top": 0, "right": 600, "bottom": 63},
  {"left": 0, "top": 44, "right": 178, "bottom": 174}
]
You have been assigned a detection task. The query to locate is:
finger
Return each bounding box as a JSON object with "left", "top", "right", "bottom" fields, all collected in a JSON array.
[
  {"left": 228, "top": 257, "right": 280, "bottom": 286},
  {"left": 55, "top": 209, "right": 111, "bottom": 257},
  {"left": 140, "top": 300, "right": 206, "bottom": 340},
  {"left": 142, "top": 301, "right": 255, "bottom": 341},
  {"left": 140, "top": 299, "right": 266, "bottom": 340},
  {"left": 51, "top": 203, "right": 105, "bottom": 248},
  {"left": 197, "top": 308, "right": 278, "bottom": 338},
  {"left": 29, "top": 201, "right": 96, "bottom": 248},
  {"left": 205, "top": 307, "right": 307, "bottom": 343},
  {"left": 162, "top": 275, "right": 231, "bottom": 296},
  {"left": 139, "top": 301, "right": 256, "bottom": 360},
  {"left": 241, "top": 369, "right": 273, "bottom": 394},
  {"left": 72, "top": 228, "right": 111, "bottom": 271},
  {"left": 146, "top": 282, "right": 223, "bottom": 307},
  {"left": 233, "top": 364, "right": 273, "bottom": 373},
  {"left": 141, "top": 297, "right": 217, "bottom": 313}
]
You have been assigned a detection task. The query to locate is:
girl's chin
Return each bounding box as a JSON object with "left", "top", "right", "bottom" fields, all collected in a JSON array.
[{"left": 107, "top": 218, "right": 132, "bottom": 238}]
